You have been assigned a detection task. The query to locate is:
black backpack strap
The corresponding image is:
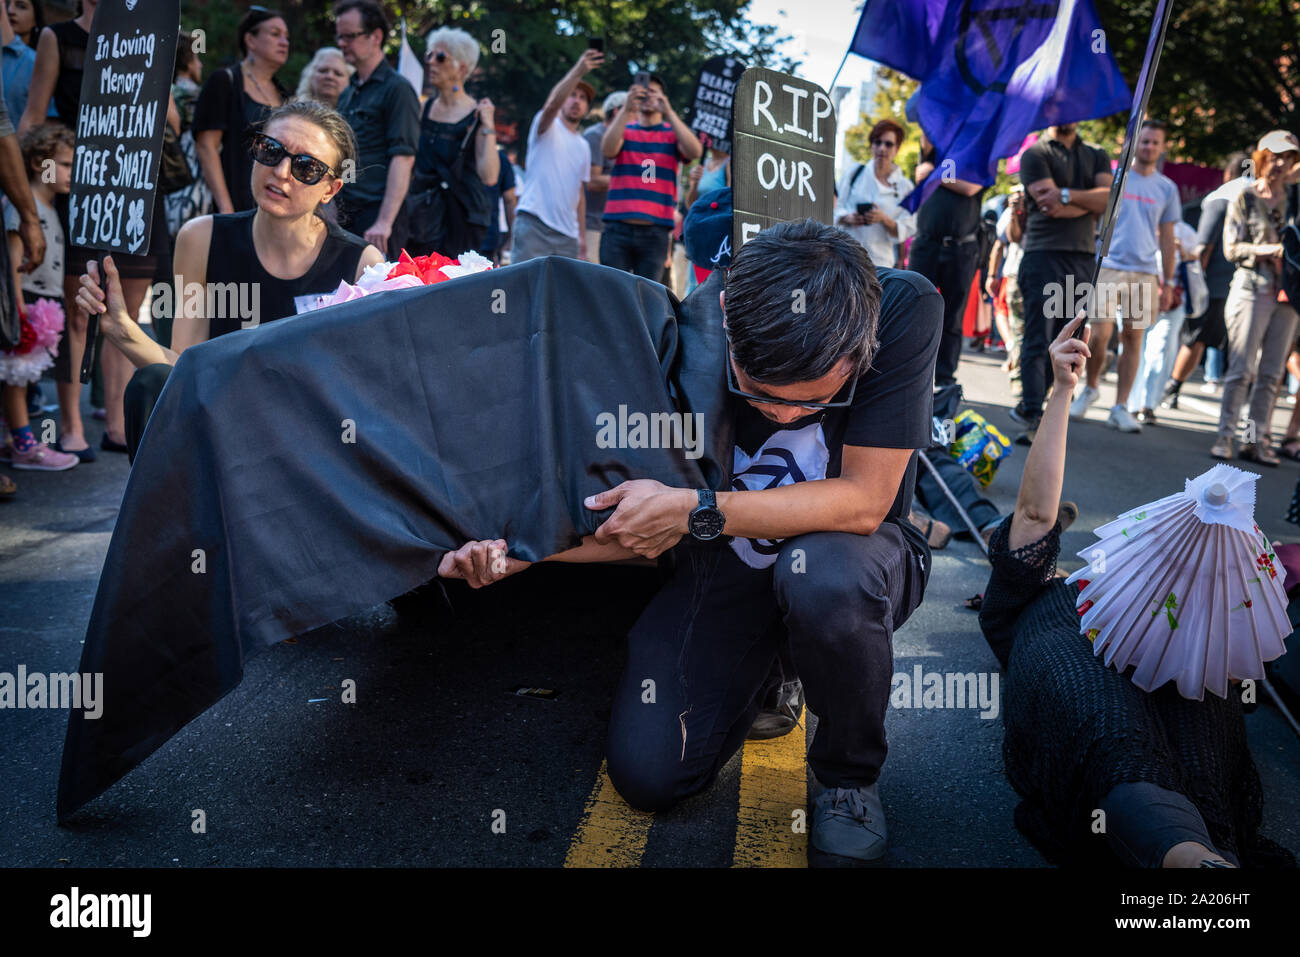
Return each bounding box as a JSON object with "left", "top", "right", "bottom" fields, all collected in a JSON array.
[{"left": 849, "top": 162, "right": 866, "bottom": 192}]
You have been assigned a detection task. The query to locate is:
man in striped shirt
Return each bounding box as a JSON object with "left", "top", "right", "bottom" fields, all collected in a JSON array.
[{"left": 599, "top": 74, "right": 702, "bottom": 280}]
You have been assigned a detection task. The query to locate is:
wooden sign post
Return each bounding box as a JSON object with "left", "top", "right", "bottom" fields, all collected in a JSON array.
[
  {"left": 730, "top": 68, "right": 836, "bottom": 253},
  {"left": 70, "top": 0, "right": 180, "bottom": 382}
]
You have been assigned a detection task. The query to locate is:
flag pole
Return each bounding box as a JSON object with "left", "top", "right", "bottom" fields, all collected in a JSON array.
[
  {"left": 1089, "top": 0, "right": 1176, "bottom": 307},
  {"left": 828, "top": 46, "right": 851, "bottom": 94}
]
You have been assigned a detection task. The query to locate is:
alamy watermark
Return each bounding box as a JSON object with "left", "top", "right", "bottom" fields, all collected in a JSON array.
[
  {"left": 889, "top": 665, "right": 1000, "bottom": 719},
  {"left": 0, "top": 667, "right": 103, "bottom": 718},
  {"left": 595, "top": 406, "right": 705, "bottom": 460},
  {"left": 149, "top": 278, "right": 261, "bottom": 329},
  {"left": 1043, "top": 275, "right": 1156, "bottom": 328}
]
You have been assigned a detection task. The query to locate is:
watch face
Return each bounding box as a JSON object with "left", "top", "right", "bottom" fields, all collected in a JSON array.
[{"left": 690, "top": 508, "right": 726, "bottom": 540}]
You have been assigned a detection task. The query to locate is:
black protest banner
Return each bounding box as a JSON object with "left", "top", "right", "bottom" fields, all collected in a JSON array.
[
  {"left": 687, "top": 55, "right": 744, "bottom": 155},
  {"left": 730, "top": 68, "right": 836, "bottom": 253},
  {"left": 68, "top": 0, "right": 180, "bottom": 257}
]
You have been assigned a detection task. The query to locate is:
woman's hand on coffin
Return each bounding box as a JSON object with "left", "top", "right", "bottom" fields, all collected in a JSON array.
[
  {"left": 585, "top": 480, "right": 693, "bottom": 559},
  {"left": 438, "top": 539, "right": 532, "bottom": 588}
]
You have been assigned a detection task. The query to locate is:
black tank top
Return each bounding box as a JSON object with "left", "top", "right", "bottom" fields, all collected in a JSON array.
[
  {"left": 205, "top": 210, "right": 369, "bottom": 339},
  {"left": 50, "top": 20, "right": 88, "bottom": 128}
]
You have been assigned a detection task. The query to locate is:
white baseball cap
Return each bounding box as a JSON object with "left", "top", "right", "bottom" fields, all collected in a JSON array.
[{"left": 1257, "top": 129, "right": 1300, "bottom": 154}]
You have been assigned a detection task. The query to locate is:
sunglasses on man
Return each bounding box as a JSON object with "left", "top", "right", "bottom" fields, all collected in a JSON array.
[
  {"left": 250, "top": 133, "right": 338, "bottom": 186},
  {"left": 724, "top": 340, "right": 857, "bottom": 410}
]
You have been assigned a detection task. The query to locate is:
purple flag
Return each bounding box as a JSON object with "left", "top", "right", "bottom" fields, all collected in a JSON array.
[{"left": 850, "top": 0, "right": 1132, "bottom": 210}]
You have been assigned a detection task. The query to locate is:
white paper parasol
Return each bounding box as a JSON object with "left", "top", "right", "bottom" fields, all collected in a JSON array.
[{"left": 1064, "top": 464, "right": 1291, "bottom": 700}]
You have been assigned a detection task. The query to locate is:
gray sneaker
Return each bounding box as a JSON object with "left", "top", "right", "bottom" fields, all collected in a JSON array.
[{"left": 811, "top": 782, "right": 887, "bottom": 865}]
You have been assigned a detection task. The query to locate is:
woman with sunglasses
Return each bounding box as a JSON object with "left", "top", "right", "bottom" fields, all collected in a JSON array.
[
  {"left": 193, "top": 6, "right": 290, "bottom": 217},
  {"left": 74, "top": 100, "right": 384, "bottom": 459},
  {"left": 832, "top": 118, "right": 915, "bottom": 268}
]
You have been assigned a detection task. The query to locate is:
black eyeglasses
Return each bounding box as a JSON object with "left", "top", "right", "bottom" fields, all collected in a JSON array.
[
  {"left": 724, "top": 341, "right": 856, "bottom": 410},
  {"left": 250, "top": 133, "right": 337, "bottom": 186},
  {"left": 335, "top": 29, "right": 370, "bottom": 44}
]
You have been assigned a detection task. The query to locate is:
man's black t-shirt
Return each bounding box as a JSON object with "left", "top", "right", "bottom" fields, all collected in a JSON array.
[
  {"left": 728, "top": 266, "right": 943, "bottom": 567},
  {"left": 916, "top": 186, "right": 983, "bottom": 240},
  {"left": 1018, "top": 134, "right": 1111, "bottom": 253}
]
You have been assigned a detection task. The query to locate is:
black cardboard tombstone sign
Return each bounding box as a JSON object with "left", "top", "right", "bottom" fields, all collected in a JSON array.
[
  {"left": 688, "top": 55, "right": 744, "bottom": 156},
  {"left": 731, "top": 68, "right": 836, "bottom": 254},
  {"left": 70, "top": 0, "right": 179, "bottom": 380}
]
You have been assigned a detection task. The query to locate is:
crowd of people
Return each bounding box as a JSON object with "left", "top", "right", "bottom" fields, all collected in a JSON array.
[{"left": 0, "top": 0, "right": 729, "bottom": 493}]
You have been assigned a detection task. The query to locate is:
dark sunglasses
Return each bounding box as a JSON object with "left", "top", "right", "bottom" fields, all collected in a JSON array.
[
  {"left": 724, "top": 341, "right": 856, "bottom": 410},
  {"left": 870, "top": 138, "right": 897, "bottom": 148},
  {"left": 427, "top": 50, "right": 448, "bottom": 62},
  {"left": 250, "top": 133, "right": 337, "bottom": 186}
]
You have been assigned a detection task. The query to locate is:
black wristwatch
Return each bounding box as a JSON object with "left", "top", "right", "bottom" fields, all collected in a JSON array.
[{"left": 688, "top": 489, "right": 726, "bottom": 541}]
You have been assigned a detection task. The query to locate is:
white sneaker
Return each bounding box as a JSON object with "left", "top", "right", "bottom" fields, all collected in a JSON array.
[
  {"left": 1108, "top": 404, "right": 1142, "bottom": 433},
  {"left": 1200, "top": 380, "right": 1220, "bottom": 394},
  {"left": 1069, "top": 385, "right": 1100, "bottom": 420}
]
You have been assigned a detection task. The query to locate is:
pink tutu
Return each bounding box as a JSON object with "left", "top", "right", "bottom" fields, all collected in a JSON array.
[{"left": 0, "top": 298, "right": 64, "bottom": 386}]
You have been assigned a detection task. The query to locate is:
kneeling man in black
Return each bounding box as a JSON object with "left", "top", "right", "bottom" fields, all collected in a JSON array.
[{"left": 439, "top": 218, "right": 942, "bottom": 864}]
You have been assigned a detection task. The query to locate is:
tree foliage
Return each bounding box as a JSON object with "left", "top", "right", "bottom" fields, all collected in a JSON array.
[{"left": 1094, "top": 0, "right": 1300, "bottom": 164}]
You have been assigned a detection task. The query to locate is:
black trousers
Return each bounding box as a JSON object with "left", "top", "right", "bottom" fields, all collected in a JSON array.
[
  {"left": 605, "top": 523, "right": 929, "bottom": 812},
  {"left": 1179, "top": 296, "right": 1228, "bottom": 351},
  {"left": 1017, "top": 249, "right": 1094, "bottom": 416},
  {"left": 124, "top": 363, "right": 172, "bottom": 463},
  {"left": 908, "top": 237, "right": 980, "bottom": 386},
  {"left": 599, "top": 220, "right": 672, "bottom": 281}
]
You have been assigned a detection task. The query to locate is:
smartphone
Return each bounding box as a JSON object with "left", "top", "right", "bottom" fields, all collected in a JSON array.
[
  {"left": 588, "top": 37, "right": 604, "bottom": 53},
  {"left": 634, "top": 71, "right": 652, "bottom": 88},
  {"left": 856, "top": 202, "right": 875, "bottom": 215}
]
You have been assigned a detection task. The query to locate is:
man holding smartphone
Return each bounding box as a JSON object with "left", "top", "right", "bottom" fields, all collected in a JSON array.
[
  {"left": 438, "top": 220, "right": 942, "bottom": 865},
  {"left": 600, "top": 72, "right": 702, "bottom": 280}
]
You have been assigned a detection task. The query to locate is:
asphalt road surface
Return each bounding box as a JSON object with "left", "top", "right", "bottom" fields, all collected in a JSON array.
[{"left": 2, "top": 347, "right": 1298, "bottom": 867}]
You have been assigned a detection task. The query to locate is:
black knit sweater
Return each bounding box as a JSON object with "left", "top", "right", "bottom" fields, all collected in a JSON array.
[{"left": 978, "top": 516, "right": 1295, "bottom": 867}]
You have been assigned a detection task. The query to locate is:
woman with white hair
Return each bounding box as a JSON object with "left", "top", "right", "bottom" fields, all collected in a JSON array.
[
  {"left": 405, "top": 27, "right": 499, "bottom": 257},
  {"left": 296, "top": 47, "right": 353, "bottom": 109}
]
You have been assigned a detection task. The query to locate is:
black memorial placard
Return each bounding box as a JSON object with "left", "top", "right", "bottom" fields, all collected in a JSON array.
[
  {"left": 68, "top": 0, "right": 180, "bottom": 256},
  {"left": 731, "top": 68, "right": 836, "bottom": 253},
  {"left": 687, "top": 55, "right": 744, "bottom": 155}
]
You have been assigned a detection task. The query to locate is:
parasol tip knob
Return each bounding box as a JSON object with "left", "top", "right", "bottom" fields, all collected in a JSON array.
[{"left": 1203, "top": 482, "right": 1229, "bottom": 508}]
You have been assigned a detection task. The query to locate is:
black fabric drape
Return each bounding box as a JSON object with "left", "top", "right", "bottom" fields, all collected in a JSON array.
[{"left": 58, "top": 257, "right": 731, "bottom": 820}]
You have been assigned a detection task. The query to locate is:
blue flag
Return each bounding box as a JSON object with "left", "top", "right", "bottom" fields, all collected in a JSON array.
[{"left": 850, "top": 0, "right": 1131, "bottom": 210}]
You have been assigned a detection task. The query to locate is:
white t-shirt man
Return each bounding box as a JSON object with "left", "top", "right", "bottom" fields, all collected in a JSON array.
[{"left": 517, "top": 111, "right": 592, "bottom": 238}]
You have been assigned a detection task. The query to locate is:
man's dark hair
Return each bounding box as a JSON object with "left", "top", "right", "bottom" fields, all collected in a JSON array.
[
  {"left": 333, "top": 0, "right": 389, "bottom": 38},
  {"left": 1139, "top": 118, "right": 1166, "bottom": 134},
  {"left": 1225, "top": 150, "right": 1250, "bottom": 177},
  {"left": 175, "top": 32, "right": 195, "bottom": 79},
  {"left": 724, "top": 219, "right": 882, "bottom": 384}
]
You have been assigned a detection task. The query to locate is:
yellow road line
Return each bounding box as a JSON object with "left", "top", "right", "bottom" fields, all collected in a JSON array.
[
  {"left": 563, "top": 760, "right": 654, "bottom": 867},
  {"left": 732, "top": 712, "right": 808, "bottom": 868}
]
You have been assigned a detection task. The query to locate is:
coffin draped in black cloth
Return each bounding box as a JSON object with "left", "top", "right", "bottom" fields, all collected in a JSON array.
[{"left": 58, "top": 257, "right": 732, "bottom": 820}]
